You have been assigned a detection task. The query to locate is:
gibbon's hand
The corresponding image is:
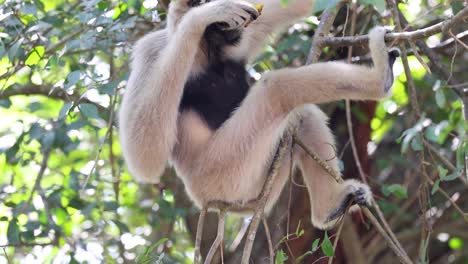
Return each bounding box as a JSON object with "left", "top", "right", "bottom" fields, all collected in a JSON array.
[
  {"left": 368, "top": 26, "right": 401, "bottom": 95},
  {"left": 194, "top": 0, "right": 259, "bottom": 30}
]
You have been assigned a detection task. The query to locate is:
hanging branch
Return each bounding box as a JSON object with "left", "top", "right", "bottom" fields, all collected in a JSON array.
[
  {"left": 194, "top": 207, "right": 208, "bottom": 264},
  {"left": 307, "top": 2, "right": 344, "bottom": 64},
  {"left": 205, "top": 210, "right": 226, "bottom": 264}
]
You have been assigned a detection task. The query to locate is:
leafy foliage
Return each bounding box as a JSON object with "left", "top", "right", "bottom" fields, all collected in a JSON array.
[{"left": 0, "top": 0, "right": 466, "bottom": 263}]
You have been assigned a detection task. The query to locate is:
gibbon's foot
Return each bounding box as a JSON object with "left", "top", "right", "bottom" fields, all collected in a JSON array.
[{"left": 326, "top": 180, "right": 373, "bottom": 223}]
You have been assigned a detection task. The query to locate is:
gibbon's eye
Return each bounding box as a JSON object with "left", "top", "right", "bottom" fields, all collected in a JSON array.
[
  {"left": 188, "top": 0, "right": 212, "bottom": 7},
  {"left": 187, "top": 0, "right": 202, "bottom": 7}
]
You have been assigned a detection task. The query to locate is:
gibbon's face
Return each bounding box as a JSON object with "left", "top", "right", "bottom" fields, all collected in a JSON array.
[{"left": 187, "top": 0, "right": 213, "bottom": 7}]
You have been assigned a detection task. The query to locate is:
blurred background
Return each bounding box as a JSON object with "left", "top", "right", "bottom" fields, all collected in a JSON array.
[{"left": 0, "top": 0, "right": 466, "bottom": 263}]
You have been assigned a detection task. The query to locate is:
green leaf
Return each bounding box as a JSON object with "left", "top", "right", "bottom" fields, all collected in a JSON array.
[
  {"left": 7, "top": 219, "right": 20, "bottom": 244},
  {"left": 42, "top": 131, "right": 56, "bottom": 149},
  {"left": 99, "top": 81, "right": 118, "bottom": 95},
  {"left": 456, "top": 141, "right": 466, "bottom": 168},
  {"left": 382, "top": 184, "right": 408, "bottom": 199},
  {"left": 448, "top": 237, "right": 463, "bottom": 250},
  {"left": 312, "top": 238, "right": 320, "bottom": 252},
  {"left": 145, "top": 238, "right": 168, "bottom": 256},
  {"left": 321, "top": 232, "right": 334, "bottom": 257},
  {"left": 360, "top": 0, "right": 386, "bottom": 13},
  {"left": 8, "top": 40, "right": 24, "bottom": 62},
  {"left": 444, "top": 168, "right": 461, "bottom": 182},
  {"left": 275, "top": 249, "right": 288, "bottom": 264},
  {"left": 451, "top": 1, "right": 464, "bottom": 14},
  {"left": 0, "top": 99, "right": 12, "bottom": 108},
  {"left": 59, "top": 102, "right": 73, "bottom": 119},
  {"left": 313, "top": 0, "right": 340, "bottom": 13},
  {"left": 21, "top": 3, "right": 38, "bottom": 15},
  {"left": 410, "top": 135, "right": 423, "bottom": 151},
  {"left": 79, "top": 103, "right": 99, "bottom": 119},
  {"left": 66, "top": 70, "right": 81, "bottom": 89},
  {"left": 25, "top": 46, "right": 45, "bottom": 66},
  {"left": 103, "top": 201, "right": 119, "bottom": 211},
  {"left": 431, "top": 180, "right": 440, "bottom": 195},
  {"left": 435, "top": 89, "right": 446, "bottom": 108},
  {"left": 437, "top": 166, "right": 448, "bottom": 180}
]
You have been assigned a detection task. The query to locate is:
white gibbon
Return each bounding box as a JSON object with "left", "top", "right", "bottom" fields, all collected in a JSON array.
[{"left": 119, "top": 0, "right": 399, "bottom": 229}]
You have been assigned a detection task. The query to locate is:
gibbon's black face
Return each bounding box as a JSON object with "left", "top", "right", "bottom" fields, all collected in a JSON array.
[{"left": 187, "top": 0, "right": 212, "bottom": 7}]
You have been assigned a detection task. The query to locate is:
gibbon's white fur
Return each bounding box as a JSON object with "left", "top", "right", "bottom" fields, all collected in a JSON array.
[{"left": 119, "top": 0, "right": 398, "bottom": 229}]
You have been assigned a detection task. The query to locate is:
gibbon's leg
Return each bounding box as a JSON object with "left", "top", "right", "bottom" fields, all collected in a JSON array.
[
  {"left": 225, "top": 0, "right": 315, "bottom": 61},
  {"left": 293, "top": 105, "right": 371, "bottom": 229},
  {"left": 119, "top": 0, "right": 259, "bottom": 183},
  {"left": 189, "top": 27, "right": 397, "bottom": 206}
]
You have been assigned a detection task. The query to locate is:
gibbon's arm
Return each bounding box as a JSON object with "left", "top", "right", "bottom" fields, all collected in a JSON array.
[
  {"left": 119, "top": 1, "right": 259, "bottom": 183},
  {"left": 226, "top": 0, "right": 315, "bottom": 61},
  {"left": 261, "top": 27, "right": 396, "bottom": 109},
  {"left": 204, "top": 27, "right": 395, "bottom": 161},
  {"left": 119, "top": 11, "right": 209, "bottom": 183}
]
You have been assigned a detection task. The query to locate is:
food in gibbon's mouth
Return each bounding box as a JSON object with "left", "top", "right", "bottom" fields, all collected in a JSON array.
[
  {"left": 118, "top": 0, "right": 399, "bottom": 230},
  {"left": 255, "top": 4, "right": 263, "bottom": 14}
]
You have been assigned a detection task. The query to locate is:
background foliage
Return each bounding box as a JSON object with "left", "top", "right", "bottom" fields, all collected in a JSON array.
[{"left": 0, "top": 0, "right": 466, "bottom": 263}]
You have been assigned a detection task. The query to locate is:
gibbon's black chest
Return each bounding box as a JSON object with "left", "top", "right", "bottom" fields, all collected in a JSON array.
[{"left": 180, "top": 25, "right": 250, "bottom": 130}]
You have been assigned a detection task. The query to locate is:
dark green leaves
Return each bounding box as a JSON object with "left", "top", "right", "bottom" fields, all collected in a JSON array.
[
  {"left": 321, "top": 232, "right": 334, "bottom": 257},
  {"left": 79, "top": 103, "right": 99, "bottom": 119},
  {"left": 360, "top": 0, "right": 386, "bottom": 13},
  {"left": 382, "top": 184, "right": 408, "bottom": 199},
  {"left": 7, "top": 219, "right": 20, "bottom": 244},
  {"left": 25, "top": 46, "right": 45, "bottom": 66},
  {"left": 65, "top": 70, "right": 81, "bottom": 89},
  {"left": 275, "top": 249, "right": 289, "bottom": 264},
  {"left": 313, "top": 0, "right": 340, "bottom": 13},
  {"left": 312, "top": 238, "right": 320, "bottom": 251}
]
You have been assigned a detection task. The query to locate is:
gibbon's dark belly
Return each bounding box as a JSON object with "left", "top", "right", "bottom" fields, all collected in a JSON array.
[{"left": 180, "top": 60, "right": 250, "bottom": 130}]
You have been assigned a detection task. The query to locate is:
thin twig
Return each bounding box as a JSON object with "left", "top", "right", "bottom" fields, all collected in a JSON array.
[
  {"left": 328, "top": 212, "right": 347, "bottom": 264},
  {"left": 449, "top": 29, "right": 468, "bottom": 50},
  {"left": 194, "top": 207, "right": 207, "bottom": 264},
  {"left": 363, "top": 208, "right": 412, "bottom": 264},
  {"left": 294, "top": 137, "right": 342, "bottom": 182},
  {"left": 2, "top": 247, "right": 10, "bottom": 264},
  {"left": 422, "top": 172, "right": 468, "bottom": 223},
  {"left": 205, "top": 209, "right": 226, "bottom": 264},
  {"left": 81, "top": 91, "right": 118, "bottom": 191},
  {"left": 26, "top": 148, "right": 52, "bottom": 206},
  {"left": 263, "top": 218, "right": 274, "bottom": 264},
  {"left": 241, "top": 132, "right": 292, "bottom": 264}
]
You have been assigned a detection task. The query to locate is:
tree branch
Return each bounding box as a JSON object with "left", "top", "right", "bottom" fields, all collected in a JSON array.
[
  {"left": 0, "top": 84, "right": 107, "bottom": 113},
  {"left": 320, "top": 6, "right": 468, "bottom": 47},
  {"left": 306, "top": 3, "right": 344, "bottom": 64}
]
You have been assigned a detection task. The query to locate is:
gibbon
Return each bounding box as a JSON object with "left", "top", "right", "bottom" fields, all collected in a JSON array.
[{"left": 119, "top": 0, "right": 399, "bottom": 229}]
